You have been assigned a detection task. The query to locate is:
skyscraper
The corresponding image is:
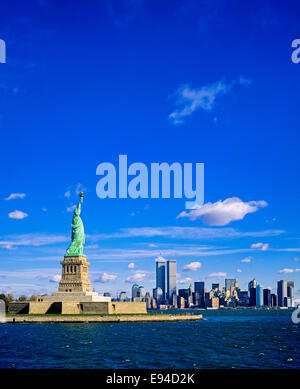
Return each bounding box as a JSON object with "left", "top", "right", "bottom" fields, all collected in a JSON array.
[
  {"left": 248, "top": 279, "right": 257, "bottom": 295},
  {"left": 225, "top": 279, "right": 236, "bottom": 291},
  {"left": 212, "top": 283, "right": 221, "bottom": 292},
  {"left": 194, "top": 281, "right": 205, "bottom": 307},
  {"left": 256, "top": 284, "right": 263, "bottom": 306},
  {"left": 167, "top": 260, "right": 176, "bottom": 304},
  {"left": 137, "top": 286, "right": 145, "bottom": 298},
  {"left": 249, "top": 287, "right": 256, "bottom": 306},
  {"left": 287, "top": 281, "right": 295, "bottom": 307},
  {"left": 271, "top": 293, "right": 277, "bottom": 307},
  {"left": 153, "top": 287, "right": 163, "bottom": 304},
  {"left": 132, "top": 284, "right": 139, "bottom": 301},
  {"left": 263, "top": 288, "right": 272, "bottom": 306},
  {"left": 277, "top": 280, "right": 287, "bottom": 307},
  {"left": 156, "top": 257, "right": 166, "bottom": 301}
]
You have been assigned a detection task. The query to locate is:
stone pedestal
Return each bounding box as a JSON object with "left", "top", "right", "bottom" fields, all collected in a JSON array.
[
  {"left": 36, "top": 254, "right": 111, "bottom": 304},
  {"left": 58, "top": 255, "right": 92, "bottom": 293}
]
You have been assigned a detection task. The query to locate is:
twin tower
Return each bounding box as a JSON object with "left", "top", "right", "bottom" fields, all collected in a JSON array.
[{"left": 155, "top": 257, "right": 176, "bottom": 304}]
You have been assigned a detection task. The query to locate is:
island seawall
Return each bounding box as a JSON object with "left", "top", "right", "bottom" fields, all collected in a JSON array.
[{"left": 4, "top": 314, "right": 203, "bottom": 323}]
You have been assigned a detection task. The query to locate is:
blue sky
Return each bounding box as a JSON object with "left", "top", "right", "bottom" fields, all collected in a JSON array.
[{"left": 1, "top": 0, "right": 300, "bottom": 299}]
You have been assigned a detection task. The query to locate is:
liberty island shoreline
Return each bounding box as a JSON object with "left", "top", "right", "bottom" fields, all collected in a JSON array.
[{"left": 3, "top": 313, "right": 203, "bottom": 323}]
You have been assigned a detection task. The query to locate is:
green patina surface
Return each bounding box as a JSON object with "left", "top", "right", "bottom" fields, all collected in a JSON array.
[{"left": 65, "top": 193, "right": 85, "bottom": 256}]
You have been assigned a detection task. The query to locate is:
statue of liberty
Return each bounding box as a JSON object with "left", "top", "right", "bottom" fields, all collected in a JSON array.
[{"left": 66, "top": 192, "right": 85, "bottom": 256}]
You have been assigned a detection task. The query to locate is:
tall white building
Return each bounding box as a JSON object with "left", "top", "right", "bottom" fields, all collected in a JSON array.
[{"left": 167, "top": 260, "right": 176, "bottom": 304}]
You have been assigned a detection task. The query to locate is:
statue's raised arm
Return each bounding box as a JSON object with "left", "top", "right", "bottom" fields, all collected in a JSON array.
[{"left": 65, "top": 192, "right": 85, "bottom": 256}]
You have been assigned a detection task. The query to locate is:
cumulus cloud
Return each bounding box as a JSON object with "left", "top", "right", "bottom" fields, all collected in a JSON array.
[
  {"left": 241, "top": 256, "right": 252, "bottom": 263},
  {"left": 169, "top": 80, "right": 232, "bottom": 125},
  {"left": 128, "top": 262, "right": 135, "bottom": 269},
  {"left": 279, "top": 268, "right": 300, "bottom": 274},
  {"left": 236, "top": 269, "right": 242, "bottom": 273},
  {"left": 64, "top": 190, "right": 71, "bottom": 198},
  {"left": 49, "top": 274, "right": 61, "bottom": 283},
  {"left": 126, "top": 272, "right": 147, "bottom": 284},
  {"left": 8, "top": 210, "right": 28, "bottom": 219},
  {"left": 182, "top": 261, "right": 202, "bottom": 271},
  {"left": 207, "top": 272, "right": 227, "bottom": 278},
  {"left": 251, "top": 242, "right": 269, "bottom": 251},
  {"left": 5, "top": 193, "right": 26, "bottom": 200},
  {"left": 169, "top": 76, "right": 252, "bottom": 125},
  {"left": 177, "top": 197, "right": 267, "bottom": 226},
  {"left": 95, "top": 272, "right": 117, "bottom": 283},
  {"left": 178, "top": 277, "right": 193, "bottom": 284}
]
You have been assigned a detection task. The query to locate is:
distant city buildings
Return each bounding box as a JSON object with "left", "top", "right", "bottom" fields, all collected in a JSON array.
[
  {"left": 113, "top": 256, "right": 297, "bottom": 310},
  {"left": 277, "top": 280, "right": 295, "bottom": 307}
]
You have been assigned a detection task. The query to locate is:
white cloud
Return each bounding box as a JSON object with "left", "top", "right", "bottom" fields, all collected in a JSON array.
[
  {"left": 126, "top": 272, "right": 147, "bottom": 284},
  {"left": 49, "top": 274, "right": 61, "bottom": 283},
  {"left": 8, "top": 210, "right": 28, "bottom": 219},
  {"left": 177, "top": 197, "right": 268, "bottom": 226},
  {"left": 182, "top": 261, "right": 202, "bottom": 271},
  {"left": 241, "top": 256, "right": 252, "bottom": 263},
  {"left": 207, "top": 272, "right": 227, "bottom": 278},
  {"left": 236, "top": 269, "right": 242, "bottom": 273},
  {"left": 148, "top": 243, "right": 157, "bottom": 247},
  {"left": 169, "top": 80, "right": 233, "bottom": 125},
  {"left": 178, "top": 277, "right": 193, "bottom": 284},
  {"left": 128, "top": 262, "right": 135, "bottom": 269},
  {"left": 5, "top": 193, "right": 26, "bottom": 200},
  {"left": 251, "top": 242, "right": 269, "bottom": 251},
  {"left": 95, "top": 272, "right": 117, "bottom": 283},
  {"left": 66, "top": 205, "right": 76, "bottom": 213},
  {"left": 279, "top": 268, "right": 300, "bottom": 274},
  {"left": 64, "top": 190, "right": 71, "bottom": 198}
]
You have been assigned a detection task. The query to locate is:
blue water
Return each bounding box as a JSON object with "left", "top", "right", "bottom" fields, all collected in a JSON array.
[{"left": 0, "top": 309, "right": 299, "bottom": 369}]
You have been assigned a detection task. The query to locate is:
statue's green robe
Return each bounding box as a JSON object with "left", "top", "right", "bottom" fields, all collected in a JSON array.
[{"left": 66, "top": 196, "right": 85, "bottom": 256}]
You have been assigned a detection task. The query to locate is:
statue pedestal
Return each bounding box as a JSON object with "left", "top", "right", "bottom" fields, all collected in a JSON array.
[
  {"left": 58, "top": 255, "right": 92, "bottom": 293},
  {"left": 36, "top": 254, "right": 111, "bottom": 303}
]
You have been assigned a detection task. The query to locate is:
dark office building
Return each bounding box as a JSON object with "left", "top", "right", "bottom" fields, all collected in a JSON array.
[
  {"left": 238, "top": 290, "right": 250, "bottom": 306},
  {"left": 263, "top": 288, "right": 272, "bottom": 306},
  {"left": 178, "top": 288, "right": 189, "bottom": 301},
  {"left": 194, "top": 281, "right": 205, "bottom": 307},
  {"left": 249, "top": 287, "right": 256, "bottom": 306},
  {"left": 271, "top": 293, "right": 277, "bottom": 307}
]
